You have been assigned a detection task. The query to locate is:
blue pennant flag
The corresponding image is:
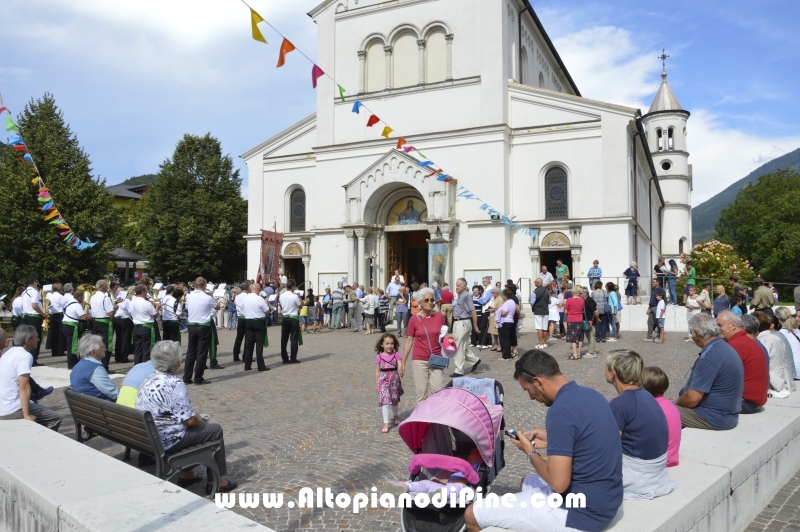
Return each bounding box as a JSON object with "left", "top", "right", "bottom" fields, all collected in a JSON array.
[
  {"left": 41, "top": 201, "right": 54, "bottom": 211},
  {"left": 23, "top": 153, "right": 33, "bottom": 163},
  {"left": 418, "top": 160, "right": 434, "bottom": 167},
  {"left": 352, "top": 101, "right": 364, "bottom": 114},
  {"left": 8, "top": 136, "right": 23, "bottom": 146}
]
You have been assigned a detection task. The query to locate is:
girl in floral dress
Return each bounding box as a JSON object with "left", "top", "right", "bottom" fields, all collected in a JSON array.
[{"left": 375, "top": 333, "right": 404, "bottom": 433}]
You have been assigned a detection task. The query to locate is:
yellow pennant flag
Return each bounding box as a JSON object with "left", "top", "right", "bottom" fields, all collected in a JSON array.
[
  {"left": 31, "top": 177, "right": 39, "bottom": 184},
  {"left": 44, "top": 210, "right": 60, "bottom": 221},
  {"left": 250, "top": 8, "right": 268, "bottom": 44},
  {"left": 381, "top": 126, "right": 393, "bottom": 139}
]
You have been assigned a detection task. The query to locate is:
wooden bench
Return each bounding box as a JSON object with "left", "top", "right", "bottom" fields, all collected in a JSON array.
[{"left": 64, "top": 388, "right": 221, "bottom": 496}]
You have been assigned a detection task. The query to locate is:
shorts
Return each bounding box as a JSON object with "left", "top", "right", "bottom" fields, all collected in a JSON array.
[
  {"left": 299, "top": 316, "right": 308, "bottom": 325},
  {"left": 472, "top": 475, "right": 577, "bottom": 532},
  {"left": 658, "top": 318, "right": 665, "bottom": 328},
  {"left": 314, "top": 317, "right": 323, "bottom": 323},
  {"left": 683, "top": 284, "right": 695, "bottom": 295},
  {"left": 534, "top": 315, "right": 549, "bottom": 330}
]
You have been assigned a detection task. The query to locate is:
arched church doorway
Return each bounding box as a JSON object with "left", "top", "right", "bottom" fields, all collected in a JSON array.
[
  {"left": 382, "top": 194, "right": 429, "bottom": 287},
  {"left": 539, "top": 232, "right": 573, "bottom": 284},
  {"left": 282, "top": 243, "right": 306, "bottom": 289}
]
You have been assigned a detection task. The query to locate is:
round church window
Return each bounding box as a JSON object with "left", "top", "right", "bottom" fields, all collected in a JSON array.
[
  {"left": 548, "top": 184, "right": 567, "bottom": 202},
  {"left": 292, "top": 203, "right": 305, "bottom": 218},
  {"left": 661, "top": 162, "right": 671, "bottom": 171}
]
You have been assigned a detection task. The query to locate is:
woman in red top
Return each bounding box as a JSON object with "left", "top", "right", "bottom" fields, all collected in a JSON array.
[
  {"left": 400, "top": 287, "right": 446, "bottom": 404},
  {"left": 564, "top": 287, "right": 586, "bottom": 360}
]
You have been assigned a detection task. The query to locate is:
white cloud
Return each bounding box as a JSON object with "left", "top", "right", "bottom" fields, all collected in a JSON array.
[{"left": 552, "top": 24, "right": 800, "bottom": 206}]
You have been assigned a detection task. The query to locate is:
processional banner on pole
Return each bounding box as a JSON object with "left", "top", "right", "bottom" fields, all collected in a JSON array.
[
  {"left": 259, "top": 230, "right": 283, "bottom": 284},
  {"left": 428, "top": 241, "right": 448, "bottom": 289}
]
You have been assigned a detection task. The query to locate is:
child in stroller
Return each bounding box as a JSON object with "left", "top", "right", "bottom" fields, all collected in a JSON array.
[{"left": 387, "top": 448, "right": 483, "bottom": 497}]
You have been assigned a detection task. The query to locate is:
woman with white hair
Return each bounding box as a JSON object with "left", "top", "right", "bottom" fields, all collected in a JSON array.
[
  {"left": 399, "top": 287, "right": 447, "bottom": 403},
  {"left": 69, "top": 335, "right": 118, "bottom": 402},
  {"left": 775, "top": 307, "right": 800, "bottom": 379},
  {"left": 623, "top": 262, "right": 640, "bottom": 305},
  {"left": 135, "top": 341, "right": 238, "bottom": 494}
]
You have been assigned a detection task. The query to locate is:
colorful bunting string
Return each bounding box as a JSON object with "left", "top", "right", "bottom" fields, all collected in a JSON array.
[
  {"left": 241, "top": 0, "right": 534, "bottom": 238},
  {"left": 0, "top": 101, "right": 97, "bottom": 250}
]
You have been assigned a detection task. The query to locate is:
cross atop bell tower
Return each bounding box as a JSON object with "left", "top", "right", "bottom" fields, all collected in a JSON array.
[{"left": 658, "top": 49, "right": 670, "bottom": 70}]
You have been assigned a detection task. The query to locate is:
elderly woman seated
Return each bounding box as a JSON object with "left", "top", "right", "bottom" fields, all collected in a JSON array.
[
  {"left": 69, "top": 335, "right": 118, "bottom": 401},
  {"left": 605, "top": 349, "right": 677, "bottom": 500},
  {"left": 134, "top": 341, "right": 237, "bottom": 493}
]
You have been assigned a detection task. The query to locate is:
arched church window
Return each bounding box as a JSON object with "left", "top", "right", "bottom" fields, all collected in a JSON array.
[
  {"left": 538, "top": 72, "right": 544, "bottom": 88},
  {"left": 290, "top": 188, "right": 306, "bottom": 232},
  {"left": 393, "top": 32, "right": 418, "bottom": 88},
  {"left": 679, "top": 237, "right": 687, "bottom": 255},
  {"left": 520, "top": 47, "right": 529, "bottom": 85},
  {"left": 426, "top": 29, "right": 447, "bottom": 83},
  {"left": 668, "top": 127, "right": 674, "bottom": 151},
  {"left": 656, "top": 128, "right": 663, "bottom": 151},
  {"left": 545, "top": 167, "right": 568, "bottom": 220},
  {"left": 366, "top": 41, "right": 385, "bottom": 92}
]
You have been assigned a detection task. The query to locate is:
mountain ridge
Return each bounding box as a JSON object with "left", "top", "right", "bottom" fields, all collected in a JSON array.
[{"left": 692, "top": 147, "right": 800, "bottom": 243}]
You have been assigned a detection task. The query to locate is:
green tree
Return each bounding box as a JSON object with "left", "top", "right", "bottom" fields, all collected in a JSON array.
[
  {"left": 138, "top": 134, "right": 246, "bottom": 282},
  {"left": 0, "top": 94, "right": 120, "bottom": 297},
  {"left": 715, "top": 169, "right": 800, "bottom": 283}
]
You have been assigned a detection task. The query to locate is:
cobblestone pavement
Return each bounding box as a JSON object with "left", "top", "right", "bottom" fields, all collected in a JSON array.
[
  {"left": 30, "top": 320, "right": 795, "bottom": 531},
  {"left": 747, "top": 470, "right": 800, "bottom": 532}
]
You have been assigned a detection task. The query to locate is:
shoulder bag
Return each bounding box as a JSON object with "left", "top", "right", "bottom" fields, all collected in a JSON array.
[{"left": 416, "top": 314, "right": 449, "bottom": 369}]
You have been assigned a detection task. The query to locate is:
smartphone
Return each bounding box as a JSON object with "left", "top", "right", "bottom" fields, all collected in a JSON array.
[{"left": 504, "top": 429, "right": 519, "bottom": 440}]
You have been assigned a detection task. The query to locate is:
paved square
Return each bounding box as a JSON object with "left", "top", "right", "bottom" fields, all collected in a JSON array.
[{"left": 29, "top": 321, "right": 794, "bottom": 531}]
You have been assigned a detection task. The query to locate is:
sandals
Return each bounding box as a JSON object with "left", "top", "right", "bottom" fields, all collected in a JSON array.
[
  {"left": 394, "top": 416, "right": 401, "bottom": 425},
  {"left": 382, "top": 424, "right": 390, "bottom": 433},
  {"left": 568, "top": 355, "right": 582, "bottom": 360}
]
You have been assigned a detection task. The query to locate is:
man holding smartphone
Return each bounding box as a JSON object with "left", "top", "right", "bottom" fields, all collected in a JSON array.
[{"left": 465, "top": 350, "right": 622, "bottom": 532}]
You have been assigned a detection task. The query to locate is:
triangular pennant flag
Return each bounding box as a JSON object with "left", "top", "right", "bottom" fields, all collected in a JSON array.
[
  {"left": 396, "top": 138, "right": 406, "bottom": 150},
  {"left": 418, "top": 160, "right": 434, "bottom": 167},
  {"left": 381, "top": 126, "right": 393, "bottom": 138},
  {"left": 63, "top": 232, "right": 74, "bottom": 242},
  {"left": 436, "top": 174, "right": 451, "bottom": 181},
  {"left": 311, "top": 65, "right": 325, "bottom": 88},
  {"left": 366, "top": 114, "right": 380, "bottom": 127},
  {"left": 82, "top": 239, "right": 97, "bottom": 248},
  {"left": 249, "top": 8, "right": 268, "bottom": 43},
  {"left": 23, "top": 153, "right": 33, "bottom": 163},
  {"left": 56, "top": 224, "right": 69, "bottom": 230},
  {"left": 41, "top": 201, "right": 54, "bottom": 211},
  {"left": 37, "top": 196, "right": 50, "bottom": 203},
  {"left": 31, "top": 177, "right": 39, "bottom": 184},
  {"left": 12, "top": 144, "right": 28, "bottom": 152},
  {"left": 402, "top": 145, "right": 416, "bottom": 153},
  {"left": 337, "top": 85, "right": 346, "bottom": 103},
  {"left": 44, "top": 210, "right": 60, "bottom": 221},
  {"left": 8, "top": 136, "right": 23, "bottom": 145},
  {"left": 416, "top": 150, "right": 426, "bottom": 159},
  {"left": 5, "top": 114, "right": 17, "bottom": 131},
  {"left": 277, "top": 38, "right": 296, "bottom": 67},
  {"left": 0, "top": 107, "right": 6, "bottom": 114},
  {"left": 49, "top": 218, "right": 64, "bottom": 225},
  {"left": 69, "top": 236, "right": 78, "bottom": 245},
  {"left": 352, "top": 101, "right": 364, "bottom": 114},
  {"left": 60, "top": 229, "right": 72, "bottom": 236}
]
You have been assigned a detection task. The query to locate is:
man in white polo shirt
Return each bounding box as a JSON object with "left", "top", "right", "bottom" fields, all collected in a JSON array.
[
  {"left": 232, "top": 282, "right": 249, "bottom": 362},
  {"left": 61, "top": 284, "right": 89, "bottom": 369},
  {"left": 90, "top": 279, "right": 116, "bottom": 372},
  {"left": 20, "top": 276, "right": 47, "bottom": 366},
  {"left": 45, "top": 283, "right": 64, "bottom": 357},
  {"left": 130, "top": 284, "right": 159, "bottom": 366},
  {"left": 0, "top": 325, "right": 62, "bottom": 430},
  {"left": 184, "top": 277, "right": 222, "bottom": 385},
  {"left": 279, "top": 280, "right": 302, "bottom": 364},
  {"left": 241, "top": 283, "right": 270, "bottom": 372}
]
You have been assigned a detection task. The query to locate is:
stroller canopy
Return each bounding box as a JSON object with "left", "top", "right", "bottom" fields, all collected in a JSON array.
[{"left": 398, "top": 388, "right": 504, "bottom": 466}]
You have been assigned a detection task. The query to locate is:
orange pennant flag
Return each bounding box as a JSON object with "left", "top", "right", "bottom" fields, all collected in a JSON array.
[
  {"left": 57, "top": 223, "right": 69, "bottom": 230},
  {"left": 396, "top": 138, "right": 406, "bottom": 150},
  {"left": 44, "top": 210, "right": 60, "bottom": 221},
  {"left": 277, "top": 38, "right": 296, "bottom": 67}
]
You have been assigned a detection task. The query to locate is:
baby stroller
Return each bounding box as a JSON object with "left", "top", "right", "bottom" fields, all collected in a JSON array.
[{"left": 398, "top": 378, "right": 506, "bottom": 532}]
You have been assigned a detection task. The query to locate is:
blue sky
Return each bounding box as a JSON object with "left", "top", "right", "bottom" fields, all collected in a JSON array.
[{"left": 1, "top": 0, "right": 798, "bottom": 205}]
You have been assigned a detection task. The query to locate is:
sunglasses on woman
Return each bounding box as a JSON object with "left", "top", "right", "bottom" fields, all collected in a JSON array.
[{"left": 422, "top": 298, "right": 435, "bottom": 302}]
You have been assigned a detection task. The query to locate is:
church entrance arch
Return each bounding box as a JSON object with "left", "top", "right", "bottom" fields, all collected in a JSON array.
[
  {"left": 373, "top": 186, "right": 430, "bottom": 287},
  {"left": 539, "top": 232, "right": 572, "bottom": 283}
]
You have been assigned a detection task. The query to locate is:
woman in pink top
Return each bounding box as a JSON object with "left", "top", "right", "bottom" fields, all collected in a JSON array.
[
  {"left": 564, "top": 287, "right": 586, "bottom": 360},
  {"left": 641, "top": 367, "right": 681, "bottom": 467},
  {"left": 400, "top": 287, "right": 446, "bottom": 404}
]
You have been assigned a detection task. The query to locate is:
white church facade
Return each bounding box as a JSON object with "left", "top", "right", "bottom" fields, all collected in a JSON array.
[{"left": 243, "top": 0, "right": 692, "bottom": 293}]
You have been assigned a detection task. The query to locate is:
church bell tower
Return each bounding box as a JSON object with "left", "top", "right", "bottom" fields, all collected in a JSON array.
[{"left": 641, "top": 50, "right": 692, "bottom": 260}]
